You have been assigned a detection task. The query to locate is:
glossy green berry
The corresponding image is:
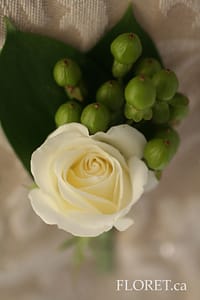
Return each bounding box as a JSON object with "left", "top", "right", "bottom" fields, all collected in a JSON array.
[
  {"left": 125, "top": 75, "right": 156, "bottom": 110},
  {"left": 55, "top": 100, "right": 82, "bottom": 127},
  {"left": 111, "top": 32, "right": 142, "bottom": 64},
  {"left": 152, "top": 101, "right": 170, "bottom": 124},
  {"left": 169, "top": 93, "right": 189, "bottom": 122},
  {"left": 143, "top": 108, "right": 153, "bottom": 120},
  {"left": 135, "top": 57, "right": 162, "bottom": 78},
  {"left": 169, "top": 93, "right": 189, "bottom": 106},
  {"left": 124, "top": 103, "right": 143, "bottom": 122},
  {"left": 144, "top": 138, "right": 171, "bottom": 170},
  {"left": 53, "top": 58, "right": 81, "bottom": 87},
  {"left": 152, "top": 69, "right": 179, "bottom": 101},
  {"left": 112, "top": 60, "right": 132, "bottom": 78},
  {"left": 155, "top": 127, "right": 180, "bottom": 160},
  {"left": 170, "top": 104, "right": 189, "bottom": 123},
  {"left": 96, "top": 80, "right": 124, "bottom": 111},
  {"left": 81, "top": 103, "right": 110, "bottom": 134}
]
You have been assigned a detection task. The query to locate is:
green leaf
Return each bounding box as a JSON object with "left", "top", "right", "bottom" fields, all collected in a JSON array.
[
  {"left": 0, "top": 20, "right": 105, "bottom": 173},
  {"left": 87, "top": 5, "right": 162, "bottom": 74}
]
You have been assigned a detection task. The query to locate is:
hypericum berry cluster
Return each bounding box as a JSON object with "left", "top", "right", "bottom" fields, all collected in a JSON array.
[{"left": 53, "top": 31, "right": 189, "bottom": 174}]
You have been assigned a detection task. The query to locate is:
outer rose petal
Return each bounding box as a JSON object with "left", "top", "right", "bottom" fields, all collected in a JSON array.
[
  {"left": 31, "top": 133, "right": 78, "bottom": 195},
  {"left": 128, "top": 156, "right": 149, "bottom": 204},
  {"left": 93, "top": 124, "right": 146, "bottom": 159},
  {"left": 47, "top": 123, "right": 89, "bottom": 140},
  {"left": 29, "top": 188, "right": 60, "bottom": 224},
  {"left": 144, "top": 170, "right": 159, "bottom": 192},
  {"left": 30, "top": 189, "right": 120, "bottom": 237},
  {"left": 114, "top": 217, "right": 134, "bottom": 231}
]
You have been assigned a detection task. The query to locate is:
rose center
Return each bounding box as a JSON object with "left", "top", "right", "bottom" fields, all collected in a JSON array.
[
  {"left": 84, "top": 156, "right": 105, "bottom": 175},
  {"left": 70, "top": 152, "right": 113, "bottom": 178}
]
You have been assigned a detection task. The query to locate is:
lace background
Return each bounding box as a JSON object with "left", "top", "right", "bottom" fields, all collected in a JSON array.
[{"left": 0, "top": 1, "right": 200, "bottom": 299}]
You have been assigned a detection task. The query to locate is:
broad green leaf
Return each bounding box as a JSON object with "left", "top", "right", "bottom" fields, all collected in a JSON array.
[
  {"left": 88, "top": 5, "right": 162, "bottom": 74},
  {"left": 0, "top": 6, "right": 162, "bottom": 174},
  {"left": 0, "top": 19, "right": 105, "bottom": 173}
]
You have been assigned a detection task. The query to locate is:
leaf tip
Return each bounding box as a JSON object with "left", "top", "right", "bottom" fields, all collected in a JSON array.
[
  {"left": 125, "top": 2, "right": 133, "bottom": 13},
  {"left": 121, "top": 2, "right": 134, "bottom": 23},
  {"left": 3, "top": 16, "right": 16, "bottom": 33}
]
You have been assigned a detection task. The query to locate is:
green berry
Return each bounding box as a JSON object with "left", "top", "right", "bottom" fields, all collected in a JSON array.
[
  {"left": 169, "top": 93, "right": 189, "bottom": 122},
  {"left": 53, "top": 58, "right": 82, "bottom": 87},
  {"left": 143, "top": 108, "right": 153, "bottom": 120},
  {"left": 124, "top": 103, "right": 143, "bottom": 122},
  {"left": 81, "top": 103, "right": 110, "bottom": 134},
  {"left": 169, "top": 93, "right": 189, "bottom": 106},
  {"left": 155, "top": 127, "right": 180, "bottom": 160},
  {"left": 55, "top": 100, "right": 82, "bottom": 127},
  {"left": 152, "top": 69, "right": 179, "bottom": 101},
  {"left": 152, "top": 101, "right": 170, "bottom": 124},
  {"left": 96, "top": 80, "right": 124, "bottom": 111},
  {"left": 170, "top": 105, "right": 189, "bottom": 123},
  {"left": 112, "top": 60, "right": 132, "bottom": 78},
  {"left": 135, "top": 57, "right": 162, "bottom": 78},
  {"left": 111, "top": 32, "right": 142, "bottom": 64},
  {"left": 144, "top": 138, "right": 171, "bottom": 170},
  {"left": 125, "top": 75, "right": 156, "bottom": 110}
]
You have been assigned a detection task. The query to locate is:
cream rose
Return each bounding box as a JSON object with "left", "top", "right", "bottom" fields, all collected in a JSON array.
[{"left": 29, "top": 123, "right": 157, "bottom": 237}]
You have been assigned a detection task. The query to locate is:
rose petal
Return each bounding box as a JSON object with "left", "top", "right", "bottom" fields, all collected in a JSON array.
[
  {"left": 57, "top": 172, "right": 117, "bottom": 214},
  {"left": 114, "top": 217, "right": 134, "bottom": 231},
  {"left": 29, "top": 189, "right": 60, "bottom": 224},
  {"left": 77, "top": 157, "right": 117, "bottom": 201},
  {"left": 47, "top": 123, "right": 89, "bottom": 140},
  {"left": 29, "top": 189, "right": 117, "bottom": 237},
  {"left": 93, "top": 124, "right": 146, "bottom": 159},
  {"left": 31, "top": 134, "right": 76, "bottom": 195},
  {"left": 117, "top": 167, "right": 132, "bottom": 210},
  {"left": 128, "top": 156, "right": 148, "bottom": 203},
  {"left": 145, "top": 170, "right": 159, "bottom": 192},
  {"left": 31, "top": 134, "right": 91, "bottom": 197},
  {"left": 54, "top": 148, "right": 116, "bottom": 213}
]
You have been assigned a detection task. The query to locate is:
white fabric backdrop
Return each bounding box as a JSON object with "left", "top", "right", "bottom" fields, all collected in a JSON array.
[{"left": 0, "top": 1, "right": 200, "bottom": 299}]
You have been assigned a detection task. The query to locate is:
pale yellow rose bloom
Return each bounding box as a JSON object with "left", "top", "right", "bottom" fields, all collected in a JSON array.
[{"left": 29, "top": 123, "right": 157, "bottom": 237}]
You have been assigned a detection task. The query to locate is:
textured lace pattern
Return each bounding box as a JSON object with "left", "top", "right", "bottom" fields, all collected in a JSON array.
[
  {"left": 0, "top": 1, "right": 200, "bottom": 299},
  {"left": 159, "top": 0, "right": 200, "bottom": 28}
]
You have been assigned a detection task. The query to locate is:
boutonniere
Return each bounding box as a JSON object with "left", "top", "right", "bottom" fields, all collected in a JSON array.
[{"left": 0, "top": 6, "right": 189, "bottom": 270}]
